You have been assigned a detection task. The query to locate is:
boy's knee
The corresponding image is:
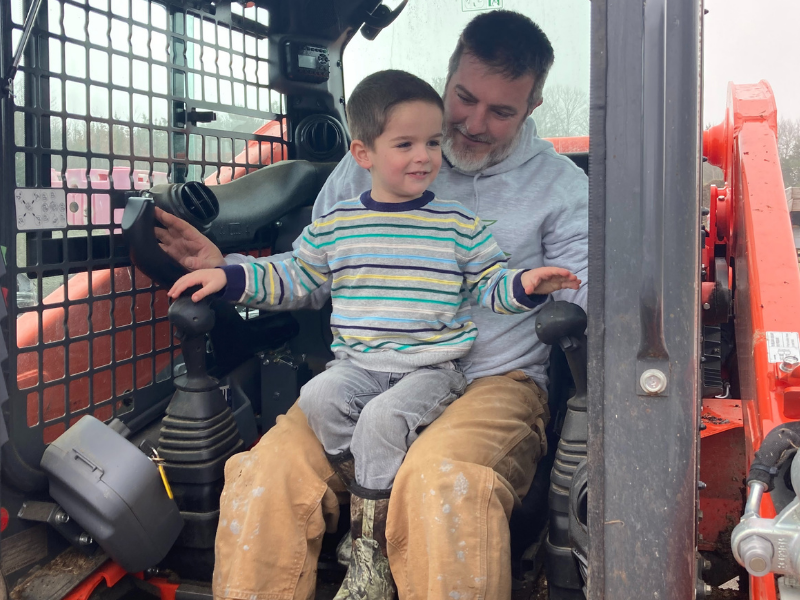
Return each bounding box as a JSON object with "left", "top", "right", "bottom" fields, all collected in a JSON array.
[
  {"left": 299, "top": 389, "right": 348, "bottom": 431},
  {"left": 358, "top": 398, "right": 395, "bottom": 426}
]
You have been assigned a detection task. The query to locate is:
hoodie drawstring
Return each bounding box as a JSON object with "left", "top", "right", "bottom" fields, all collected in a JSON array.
[{"left": 473, "top": 173, "right": 482, "bottom": 214}]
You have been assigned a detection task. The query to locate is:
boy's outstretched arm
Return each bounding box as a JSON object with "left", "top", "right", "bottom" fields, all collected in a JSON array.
[
  {"left": 169, "top": 222, "right": 331, "bottom": 308},
  {"left": 463, "top": 221, "right": 580, "bottom": 314}
]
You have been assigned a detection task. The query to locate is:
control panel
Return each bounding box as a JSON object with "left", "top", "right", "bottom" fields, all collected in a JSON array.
[{"left": 284, "top": 42, "right": 330, "bottom": 83}]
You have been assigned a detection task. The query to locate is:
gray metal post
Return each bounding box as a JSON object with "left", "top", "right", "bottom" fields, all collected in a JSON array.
[{"left": 587, "top": 0, "right": 702, "bottom": 598}]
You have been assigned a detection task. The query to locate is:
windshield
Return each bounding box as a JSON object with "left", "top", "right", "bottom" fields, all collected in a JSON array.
[{"left": 343, "top": 0, "right": 591, "bottom": 139}]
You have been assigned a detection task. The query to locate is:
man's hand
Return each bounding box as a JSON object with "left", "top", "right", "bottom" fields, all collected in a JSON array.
[
  {"left": 155, "top": 207, "right": 225, "bottom": 271},
  {"left": 521, "top": 267, "right": 581, "bottom": 296},
  {"left": 168, "top": 269, "right": 228, "bottom": 302}
]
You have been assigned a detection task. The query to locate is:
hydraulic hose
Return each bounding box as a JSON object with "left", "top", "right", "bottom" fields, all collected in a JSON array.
[{"left": 747, "top": 422, "right": 800, "bottom": 491}]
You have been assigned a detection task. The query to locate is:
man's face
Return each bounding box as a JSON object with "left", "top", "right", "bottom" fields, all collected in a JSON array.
[{"left": 442, "top": 53, "right": 537, "bottom": 172}]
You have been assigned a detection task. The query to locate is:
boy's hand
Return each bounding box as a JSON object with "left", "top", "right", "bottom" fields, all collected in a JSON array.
[
  {"left": 169, "top": 269, "right": 228, "bottom": 302},
  {"left": 521, "top": 267, "right": 581, "bottom": 296}
]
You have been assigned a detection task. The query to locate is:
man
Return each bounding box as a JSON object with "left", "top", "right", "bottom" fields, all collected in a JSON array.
[{"left": 157, "top": 10, "right": 588, "bottom": 600}]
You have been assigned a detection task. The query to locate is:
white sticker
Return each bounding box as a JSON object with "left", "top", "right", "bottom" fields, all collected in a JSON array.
[
  {"left": 15, "top": 188, "right": 67, "bottom": 231},
  {"left": 766, "top": 331, "right": 800, "bottom": 363},
  {"left": 461, "top": 0, "right": 503, "bottom": 12}
]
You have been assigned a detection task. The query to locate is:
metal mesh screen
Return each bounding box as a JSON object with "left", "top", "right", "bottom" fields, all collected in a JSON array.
[{"left": 1, "top": 0, "right": 287, "bottom": 455}]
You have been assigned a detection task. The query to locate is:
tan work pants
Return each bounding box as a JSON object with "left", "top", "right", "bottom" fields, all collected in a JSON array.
[{"left": 213, "top": 370, "right": 549, "bottom": 600}]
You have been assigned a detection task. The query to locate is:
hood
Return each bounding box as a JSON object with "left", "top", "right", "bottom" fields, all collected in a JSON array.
[{"left": 447, "top": 118, "right": 555, "bottom": 178}]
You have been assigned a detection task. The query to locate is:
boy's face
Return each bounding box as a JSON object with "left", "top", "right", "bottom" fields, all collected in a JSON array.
[{"left": 353, "top": 100, "right": 443, "bottom": 203}]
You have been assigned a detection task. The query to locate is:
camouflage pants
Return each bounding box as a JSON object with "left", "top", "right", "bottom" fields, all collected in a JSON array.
[{"left": 212, "top": 370, "right": 549, "bottom": 600}]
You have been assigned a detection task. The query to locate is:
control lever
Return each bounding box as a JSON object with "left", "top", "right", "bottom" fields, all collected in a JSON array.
[
  {"left": 535, "top": 301, "right": 588, "bottom": 405},
  {"left": 536, "top": 301, "right": 588, "bottom": 599}
]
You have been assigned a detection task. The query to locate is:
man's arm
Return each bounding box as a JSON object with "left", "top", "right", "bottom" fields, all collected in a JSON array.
[{"left": 542, "top": 176, "right": 589, "bottom": 309}]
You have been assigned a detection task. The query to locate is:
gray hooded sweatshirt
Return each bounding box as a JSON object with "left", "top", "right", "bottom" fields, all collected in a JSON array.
[{"left": 227, "top": 118, "right": 588, "bottom": 389}]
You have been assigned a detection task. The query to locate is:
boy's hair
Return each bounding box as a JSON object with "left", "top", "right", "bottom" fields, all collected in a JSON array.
[
  {"left": 447, "top": 10, "right": 555, "bottom": 110},
  {"left": 346, "top": 70, "right": 444, "bottom": 148}
]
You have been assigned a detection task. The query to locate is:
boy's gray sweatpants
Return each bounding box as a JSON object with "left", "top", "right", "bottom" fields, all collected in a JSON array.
[{"left": 298, "top": 358, "right": 467, "bottom": 490}]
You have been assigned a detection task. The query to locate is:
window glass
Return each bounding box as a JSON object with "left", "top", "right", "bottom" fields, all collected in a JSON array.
[{"left": 343, "top": 0, "right": 591, "bottom": 138}]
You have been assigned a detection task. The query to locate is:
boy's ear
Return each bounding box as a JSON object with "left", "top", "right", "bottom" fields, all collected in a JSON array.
[{"left": 350, "top": 139, "right": 373, "bottom": 170}]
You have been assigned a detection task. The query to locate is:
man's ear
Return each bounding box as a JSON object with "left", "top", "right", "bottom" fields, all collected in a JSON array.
[
  {"left": 527, "top": 98, "right": 543, "bottom": 118},
  {"left": 350, "top": 140, "right": 373, "bottom": 170}
]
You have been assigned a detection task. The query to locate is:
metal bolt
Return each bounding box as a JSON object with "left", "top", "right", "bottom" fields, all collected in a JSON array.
[
  {"left": 738, "top": 534, "right": 774, "bottom": 577},
  {"left": 779, "top": 355, "right": 800, "bottom": 374},
  {"left": 78, "top": 533, "right": 93, "bottom": 545},
  {"left": 694, "top": 582, "right": 713, "bottom": 599},
  {"left": 55, "top": 511, "right": 70, "bottom": 524},
  {"left": 640, "top": 369, "right": 668, "bottom": 395},
  {"left": 703, "top": 558, "right": 712, "bottom": 572},
  {"left": 750, "top": 556, "right": 767, "bottom": 573},
  {"left": 703, "top": 302, "right": 711, "bottom": 310}
]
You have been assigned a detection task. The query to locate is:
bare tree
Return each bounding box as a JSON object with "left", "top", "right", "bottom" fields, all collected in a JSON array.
[
  {"left": 533, "top": 84, "right": 589, "bottom": 138},
  {"left": 778, "top": 117, "right": 800, "bottom": 188}
]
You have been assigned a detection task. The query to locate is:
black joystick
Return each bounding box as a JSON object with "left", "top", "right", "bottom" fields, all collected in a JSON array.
[
  {"left": 157, "top": 293, "right": 244, "bottom": 484},
  {"left": 155, "top": 294, "right": 244, "bottom": 553},
  {"left": 537, "top": 301, "right": 588, "bottom": 600},
  {"left": 163, "top": 297, "right": 227, "bottom": 419}
]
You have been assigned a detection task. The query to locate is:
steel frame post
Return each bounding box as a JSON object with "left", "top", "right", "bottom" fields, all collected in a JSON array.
[{"left": 587, "top": 0, "right": 703, "bottom": 597}]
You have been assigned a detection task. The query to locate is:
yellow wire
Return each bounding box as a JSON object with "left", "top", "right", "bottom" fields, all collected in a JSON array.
[{"left": 158, "top": 463, "right": 174, "bottom": 499}]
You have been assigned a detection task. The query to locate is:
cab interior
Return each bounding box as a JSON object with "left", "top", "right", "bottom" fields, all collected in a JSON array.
[{"left": 1, "top": 0, "right": 591, "bottom": 596}]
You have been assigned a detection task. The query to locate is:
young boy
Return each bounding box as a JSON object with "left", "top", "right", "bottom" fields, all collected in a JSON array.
[{"left": 169, "top": 70, "right": 579, "bottom": 600}]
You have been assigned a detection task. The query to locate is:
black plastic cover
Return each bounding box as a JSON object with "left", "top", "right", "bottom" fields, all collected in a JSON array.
[
  {"left": 40, "top": 415, "right": 184, "bottom": 572},
  {"left": 122, "top": 197, "right": 189, "bottom": 287}
]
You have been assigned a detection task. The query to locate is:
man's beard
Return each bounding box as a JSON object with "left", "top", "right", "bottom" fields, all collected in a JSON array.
[{"left": 442, "top": 122, "right": 523, "bottom": 173}]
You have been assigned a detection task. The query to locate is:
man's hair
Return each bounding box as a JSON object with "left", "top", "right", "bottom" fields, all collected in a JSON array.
[
  {"left": 446, "top": 10, "right": 555, "bottom": 109},
  {"left": 346, "top": 70, "right": 444, "bottom": 148}
]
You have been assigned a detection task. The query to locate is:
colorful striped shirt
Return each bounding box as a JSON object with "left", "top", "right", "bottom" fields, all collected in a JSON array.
[{"left": 221, "top": 191, "right": 545, "bottom": 372}]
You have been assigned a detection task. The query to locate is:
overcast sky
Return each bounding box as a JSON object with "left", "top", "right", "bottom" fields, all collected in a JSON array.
[
  {"left": 26, "top": 0, "right": 800, "bottom": 132},
  {"left": 348, "top": 0, "right": 799, "bottom": 128},
  {"left": 704, "top": 0, "right": 800, "bottom": 125},
  {"left": 344, "top": 0, "right": 590, "bottom": 99}
]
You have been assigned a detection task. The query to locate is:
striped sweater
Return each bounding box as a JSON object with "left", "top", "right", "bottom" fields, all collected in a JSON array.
[{"left": 221, "top": 191, "right": 546, "bottom": 372}]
